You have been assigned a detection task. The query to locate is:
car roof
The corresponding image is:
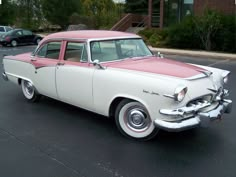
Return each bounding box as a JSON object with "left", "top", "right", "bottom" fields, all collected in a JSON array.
[{"left": 43, "top": 30, "right": 140, "bottom": 41}]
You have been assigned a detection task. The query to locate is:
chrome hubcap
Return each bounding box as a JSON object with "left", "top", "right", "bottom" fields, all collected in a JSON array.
[
  {"left": 127, "top": 108, "right": 150, "bottom": 131},
  {"left": 24, "top": 81, "right": 34, "bottom": 97},
  {"left": 37, "top": 39, "right": 41, "bottom": 44},
  {"left": 12, "top": 41, "right": 17, "bottom": 46}
]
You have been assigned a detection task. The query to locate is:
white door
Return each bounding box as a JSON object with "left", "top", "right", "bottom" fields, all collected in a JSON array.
[
  {"left": 31, "top": 41, "right": 62, "bottom": 99},
  {"left": 55, "top": 41, "right": 94, "bottom": 111}
]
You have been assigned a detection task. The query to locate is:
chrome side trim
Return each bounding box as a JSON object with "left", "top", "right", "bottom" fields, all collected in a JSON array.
[
  {"left": 2, "top": 72, "right": 8, "bottom": 81},
  {"left": 163, "top": 94, "right": 175, "bottom": 99},
  {"left": 5, "top": 72, "right": 34, "bottom": 85},
  {"left": 185, "top": 73, "right": 207, "bottom": 80}
]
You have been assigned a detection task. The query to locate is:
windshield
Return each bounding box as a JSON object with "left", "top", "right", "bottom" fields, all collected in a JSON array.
[{"left": 90, "top": 38, "right": 153, "bottom": 62}]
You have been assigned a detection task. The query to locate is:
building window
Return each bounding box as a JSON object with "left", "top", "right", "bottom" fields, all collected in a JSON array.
[
  {"left": 182, "top": 0, "right": 194, "bottom": 18},
  {"left": 164, "top": 0, "right": 194, "bottom": 27}
]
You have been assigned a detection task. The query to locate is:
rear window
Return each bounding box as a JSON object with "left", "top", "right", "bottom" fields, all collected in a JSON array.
[
  {"left": 6, "top": 27, "right": 12, "bottom": 32},
  {"left": 0, "top": 27, "right": 5, "bottom": 32}
]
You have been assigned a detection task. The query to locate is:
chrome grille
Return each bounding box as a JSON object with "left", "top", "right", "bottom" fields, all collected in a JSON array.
[{"left": 187, "top": 95, "right": 212, "bottom": 107}]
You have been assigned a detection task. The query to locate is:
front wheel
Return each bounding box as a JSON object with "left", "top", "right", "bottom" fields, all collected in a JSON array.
[
  {"left": 21, "top": 80, "right": 41, "bottom": 102},
  {"left": 115, "top": 99, "right": 158, "bottom": 141}
]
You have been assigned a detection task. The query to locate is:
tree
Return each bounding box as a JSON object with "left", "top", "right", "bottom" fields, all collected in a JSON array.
[
  {"left": 193, "top": 9, "right": 222, "bottom": 51},
  {"left": 81, "top": 0, "right": 119, "bottom": 28},
  {"left": 0, "top": 0, "right": 16, "bottom": 25},
  {"left": 41, "top": 0, "right": 81, "bottom": 29},
  {"left": 15, "top": 0, "right": 43, "bottom": 30}
]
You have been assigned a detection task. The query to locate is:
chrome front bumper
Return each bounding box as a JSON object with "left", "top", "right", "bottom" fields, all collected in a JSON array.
[
  {"left": 154, "top": 99, "right": 232, "bottom": 132},
  {"left": 2, "top": 72, "right": 8, "bottom": 81}
]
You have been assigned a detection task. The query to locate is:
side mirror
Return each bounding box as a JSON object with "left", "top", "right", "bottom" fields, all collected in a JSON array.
[{"left": 93, "top": 59, "right": 106, "bottom": 70}]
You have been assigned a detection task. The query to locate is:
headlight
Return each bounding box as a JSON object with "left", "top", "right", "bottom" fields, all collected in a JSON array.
[
  {"left": 174, "top": 86, "right": 188, "bottom": 102},
  {"left": 222, "top": 71, "right": 230, "bottom": 84}
]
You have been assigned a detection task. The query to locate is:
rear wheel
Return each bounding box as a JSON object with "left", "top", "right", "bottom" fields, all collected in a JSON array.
[
  {"left": 35, "top": 38, "right": 41, "bottom": 45},
  {"left": 115, "top": 99, "right": 158, "bottom": 141},
  {"left": 21, "top": 80, "right": 41, "bottom": 102},
  {"left": 11, "top": 40, "right": 17, "bottom": 47}
]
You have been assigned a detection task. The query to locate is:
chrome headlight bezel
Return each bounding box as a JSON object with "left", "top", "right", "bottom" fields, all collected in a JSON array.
[
  {"left": 174, "top": 86, "right": 188, "bottom": 102},
  {"left": 222, "top": 71, "right": 230, "bottom": 84}
]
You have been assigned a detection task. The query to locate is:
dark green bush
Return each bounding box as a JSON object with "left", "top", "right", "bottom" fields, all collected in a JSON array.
[
  {"left": 213, "top": 15, "right": 236, "bottom": 53},
  {"left": 166, "top": 16, "right": 202, "bottom": 49},
  {"left": 138, "top": 28, "right": 169, "bottom": 47},
  {"left": 138, "top": 10, "right": 235, "bottom": 53}
]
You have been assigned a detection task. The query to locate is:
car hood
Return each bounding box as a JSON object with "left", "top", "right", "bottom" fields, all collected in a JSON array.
[{"left": 105, "top": 56, "right": 208, "bottom": 79}]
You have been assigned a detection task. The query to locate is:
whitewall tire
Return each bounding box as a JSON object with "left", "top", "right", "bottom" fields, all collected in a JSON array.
[
  {"left": 115, "top": 99, "right": 158, "bottom": 140},
  {"left": 21, "top": 80, "right": 40, "bottom": 102}
]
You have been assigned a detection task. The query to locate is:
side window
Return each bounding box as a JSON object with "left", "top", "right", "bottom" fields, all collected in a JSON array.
[
  {"left": 15, "top": 31, "right": 23, "bottom": 36},
  {"left": 6, "top": 27, "right": 12, "bottom": 32},
  {"left": 0, "top": 27, "right": 4, "bottom": 32},
  {"left": 64, "top": 42, "right": 88, "bottom": 62},
  {"left": 23, "top": 30, "right": 32, "bottom": 35},
  {"left": 36, "top": 45, "right": 47, "bottom": 57},
  {"left": 36, "top": 41, "right": 61, "bottom": 59}
]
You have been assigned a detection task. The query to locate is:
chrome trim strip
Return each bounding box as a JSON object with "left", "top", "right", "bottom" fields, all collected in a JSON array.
[
  {"left": 5, "top": 72, "right": 34, "bottom": 85},
  {"left": 154, "top": 117, "right": 200, "bottom": 132},
  {"left": 163, "top": 94, "right": 175, "bottom": 99},
  {"left": 2, "top": 72, "right": 8, "bottom": 81},
  {"left": 184, "top": 73, "right": 207, "bottom": 80}
]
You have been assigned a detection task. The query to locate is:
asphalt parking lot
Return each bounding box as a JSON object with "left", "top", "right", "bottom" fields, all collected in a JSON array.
[{"left": 0, "top": 45, "right": 235, "bottom": 177}]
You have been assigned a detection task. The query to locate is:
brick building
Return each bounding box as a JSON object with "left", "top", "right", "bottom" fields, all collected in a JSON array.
[
  {"left": 112, "top": 0, "right": 235, "bottom": 31},
  {"left": 148, "top": 0, "right": 236, "bottom": 28}
]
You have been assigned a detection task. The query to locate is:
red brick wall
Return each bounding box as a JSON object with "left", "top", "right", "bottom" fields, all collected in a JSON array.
[{"left": 194, "top": 0, "right": 235, "bottom": 15}]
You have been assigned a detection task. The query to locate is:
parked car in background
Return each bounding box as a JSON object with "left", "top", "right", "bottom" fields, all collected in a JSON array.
[
  {"left": 0, "top": 26, "right": 12, "bottom": 37},
  {"left": 2, "top": 30, "right": 232, "bottom": 140},
  {"left": 0, "top": 29, "right": 42, "bottom": 47}
]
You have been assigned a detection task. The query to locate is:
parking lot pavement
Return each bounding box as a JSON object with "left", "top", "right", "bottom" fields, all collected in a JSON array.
[{"left": 0, "top": 46, "right": 236, "bottom": 177}]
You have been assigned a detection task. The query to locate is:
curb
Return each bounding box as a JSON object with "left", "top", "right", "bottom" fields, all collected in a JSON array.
[{"left": 149, "top": 47, "right": 236, "bottom": 60}]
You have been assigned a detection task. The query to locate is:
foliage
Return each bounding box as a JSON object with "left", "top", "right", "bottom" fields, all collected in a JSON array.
[
  {"left": 193, "top": 9, "right": 222, "bottom": 51},
  {"left": 213, "top": 15, "right": 236, "bottom": 53},
  {"left": 167, "top": 16, "right": 201, "bottom": 49},
  {"left": 0, "top": 0, "right": 16, "bottom": 25},
  {"left": 139, "top": 10, "right": 235, "bottom": 53},
  {"left": 139, "top": 28, "right": 169, "bottom": 47},
  {"left": 81, "top": 0, "right": 119, "bottom": 29},
  {"left": 41, "top": 0, "right": 81, "bottom": 29},
  {"left": 14, "top": 0, "right": 43, "bottom": 30}
]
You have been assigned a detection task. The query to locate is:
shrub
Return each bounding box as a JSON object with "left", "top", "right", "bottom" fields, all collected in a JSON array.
[
  {"left": 166, "top": 16, "right": 201, "bottom": 49},
  {"left": 213, "top": 14, "right": 236, "bottom": 53},
  {"left": 138, "top": 28, "right": 169, "bottom": 47},
  {"left": 138, "top": 10, "right": 235, "bottom": 53}
]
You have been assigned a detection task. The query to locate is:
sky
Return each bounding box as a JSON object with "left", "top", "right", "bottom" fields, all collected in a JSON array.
[{"left": 113, "top": 0, "right": 126, "bottom": 3}]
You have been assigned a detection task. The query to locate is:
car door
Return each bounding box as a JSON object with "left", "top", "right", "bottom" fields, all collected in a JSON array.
[
  {"left": 14, "top": 30, "right": 26, "bottom": 44},
  {"left": 22, "top": 30, "right": 34, "bottom": 43},
  {"left": 30, "top": 41, "right": 62, "bottom": 99},
  {"left": 55, "top": 41, "right": 94, "bottom": 111}
]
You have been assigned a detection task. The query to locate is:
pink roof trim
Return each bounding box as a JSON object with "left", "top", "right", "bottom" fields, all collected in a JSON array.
[{"left": 43, "top": 30, "right": 139, "bottom": 41}]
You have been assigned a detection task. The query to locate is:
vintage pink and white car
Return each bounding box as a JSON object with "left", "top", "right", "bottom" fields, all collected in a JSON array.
[{"left": 2, "top": 30, "right": 232, "bottom": 140}]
